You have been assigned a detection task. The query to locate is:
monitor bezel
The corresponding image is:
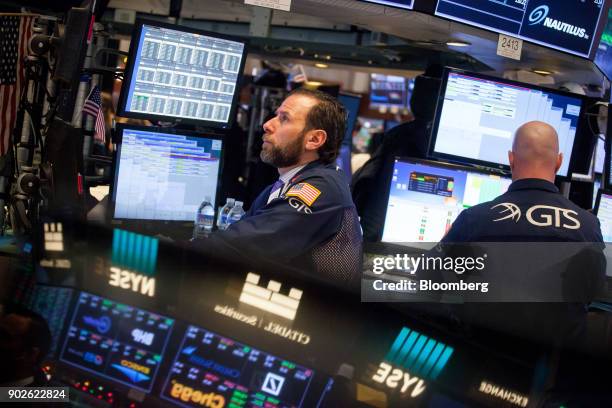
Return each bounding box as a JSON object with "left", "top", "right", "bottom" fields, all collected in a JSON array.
[
  {"left": 117, "top": 19, "right": 248, "bottom": 129},
  {"left": 428, "top": 68, "right": 587, "bottom": 180},
  {"left": 378, "top": 156, "right": 511, "bottom": 243},
  {"left": 110, "top": 123, "right": 225, "bottom": 227}
]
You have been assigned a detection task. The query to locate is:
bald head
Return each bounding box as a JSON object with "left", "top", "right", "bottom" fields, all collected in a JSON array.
[{"left": 509, "top": 121, "right": 562, "bottom": 182}]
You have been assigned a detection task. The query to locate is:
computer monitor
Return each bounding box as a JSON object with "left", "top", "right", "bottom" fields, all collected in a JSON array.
[
  {"left": 595, "top": 136, "right": 605, "bottom": 175},
  {"left": 338, "top": 93, "right": 362, "bottom": 146},
  {"left": 430, "top": 69, "right": 584, "bottom": 178},
  {"left": 111, "top": 124, "right": 223, "bottom": 222},
  {"left": 593, "top": 178, "right": 602, "bottom": 209},
  {"left": 354, "top": 117, "right": 384, "bottom": 153},
  {"left": 595, "top": 190, "right": 612, "bottom": 243},
  {"left": 336, "top": 144, "right": 352, "bottom": 182},
  {"left": 160, "top": 324, "right": 316, "bottom": 407},
  {"left": 381, "top": 158, "right": 512, "bottom": 244},
  {"left": 59, "top": 292, "right": 175, "bottom": 392},
  {"left": 117, "top": 19, "right": 247, "bottom": 128},
  {"left": 369, "top": 74, "right": 408, "bottom": 109}
]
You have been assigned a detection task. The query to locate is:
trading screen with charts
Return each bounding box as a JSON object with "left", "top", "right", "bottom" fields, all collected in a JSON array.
[
  {"left": 432, "top": 72, "right": 582, "bottom": 177},
  {"left": 382, "top": 160, "right": 512, "bottom": 243},
  {"left": 59, "top": 292, "right": 175, "bottom": 393},
  {"left": 112, "top": 128, "right": 222, "bottom": 221},
  {"left": 124, "top": 23, "right": 244, "bottom": 124},
  {"left": 160, "top": 325, "right": 316, "bottom": 408}
]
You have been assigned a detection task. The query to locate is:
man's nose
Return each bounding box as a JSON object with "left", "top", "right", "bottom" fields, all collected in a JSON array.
[{"left": 263, "top": 117, "right": 276, "bottom": 134}]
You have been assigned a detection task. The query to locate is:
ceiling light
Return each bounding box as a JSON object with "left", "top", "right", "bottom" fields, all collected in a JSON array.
[
  {"left": 305, "top": 81, "right": 324, "bottom": 86},
  {"left": 314, "top": 63, "right": 328, "bottom": 68},
  {"left": 446, "top": 40, "right": 470, "bottom": 47},
  {"left": 533, "top": 69, "right": 553, "bottom": 75}
]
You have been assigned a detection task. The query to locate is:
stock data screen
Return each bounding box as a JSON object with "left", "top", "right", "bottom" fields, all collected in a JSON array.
[
  {"left": 123, "top": 23, "right": 245, "bottom": 125},
  {"left": 382, "top": 160, "right": 512, "bottom": 243},
  {"left": 161, "top": 325, "right": 315, "bottom": 408},
  {"left": 432, "top": 71, "right": 582, "bottom": 177},
  {"left": 435, "top": 0, "right": 606, "bottom": 58},
  {"left": 60, "top": 292, "right": 175, "bottom": 392},
  {"left": 369, "top": 74, "right": 408, "bottom": 109},
  {"left": 112, "top": 127, "right": 222, "bottom": 221},
  {"left": 338, "top": 93, "right": 361, "bottom": 146},
  {"left": 597, "top": 192, "right": 612, "bottom": 243}
]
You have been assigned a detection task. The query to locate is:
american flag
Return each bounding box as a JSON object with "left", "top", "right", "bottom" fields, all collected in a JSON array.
[
  {"left": 0, "top": 15, "right": 34, "bottom": 156},
  {"left": 286, "top": 182, "right": 321, "bottom": 206},
  {"left": 82, "top": 85, "right": 106, "bottom": 143}
]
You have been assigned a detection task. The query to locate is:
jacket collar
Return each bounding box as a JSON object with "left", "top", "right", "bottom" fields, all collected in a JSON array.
[{"left": 508, "top": 178, "right": 559, "bottom": 193}]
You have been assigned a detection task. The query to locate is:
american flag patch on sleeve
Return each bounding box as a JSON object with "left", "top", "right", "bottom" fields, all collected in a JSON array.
[{"left": 286, "top": 183, "right": 321, "bottom": 206}]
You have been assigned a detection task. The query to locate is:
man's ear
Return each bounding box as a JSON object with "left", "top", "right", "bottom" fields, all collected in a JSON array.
[
  {"left": 555, "top": 152, "right": 563, "bottom": 173},
  {"left": 508, "top": 151, "right": 514, "bottom": 170},
  {"left": 304, "top": 129, "right": 327, "bottom": 152}
]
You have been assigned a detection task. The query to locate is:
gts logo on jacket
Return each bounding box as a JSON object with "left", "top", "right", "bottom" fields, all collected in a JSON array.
[{"left": 491, "top": 203, "right": 581, "bottom": 229}]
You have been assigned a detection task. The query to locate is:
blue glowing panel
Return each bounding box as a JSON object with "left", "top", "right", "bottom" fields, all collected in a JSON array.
[
  {"left": 60, "top": 292, "right": 174, "bottom": 393},
  {"left": 435, "top": 0, "right": 606, "bottom": 58},
  {"left": 161, "top": 325, "right": 315, "bottom": 408}
]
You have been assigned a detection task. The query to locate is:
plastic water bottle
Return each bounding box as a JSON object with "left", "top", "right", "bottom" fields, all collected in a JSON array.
[
  {"left": 216, "top": 198, "right": 236, "bottom": 231},
  {"left": 226, "top": 201, "right": 245, "bottom": 227},
  {"left": 193, "top": 196, "right": 215, "bottom": 239}
]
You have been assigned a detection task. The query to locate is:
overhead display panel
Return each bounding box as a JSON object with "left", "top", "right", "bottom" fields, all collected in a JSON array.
[
  {"left": 594, "top": 8, "right": 612, "bottom": 82},
  {"left": 435, "top": 0, "right": 607, "bottom": 58},
  {"left": 359, "top": 0, "right": 414, "bottom": 9}
]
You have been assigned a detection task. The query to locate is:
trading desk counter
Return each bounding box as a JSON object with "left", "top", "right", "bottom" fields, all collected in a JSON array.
[{"left": 15, "top": 222, "right": 612, "bottom": 407}]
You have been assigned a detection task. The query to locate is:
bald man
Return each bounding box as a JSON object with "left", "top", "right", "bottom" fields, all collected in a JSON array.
[
  {"left": 438, "top": 121, "right": 605, "bottom": 346},
  {"left": 442, "top": 121, "right": 602, "bottom": 242}
]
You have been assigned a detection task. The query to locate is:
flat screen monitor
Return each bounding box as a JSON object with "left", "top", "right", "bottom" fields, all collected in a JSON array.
[
  {"left": 358, "top": 0, "right": 414, "bottom": 10},
  {"left": 594, "top": 178, "right": 602, "bottom": 208},
  {"left": 430, "top": 69, "right": 584, "bottom": 178},
  {"left": 595, "top": 190, "right": 612, "bottom": 242},
  {"left": 338, "top": 93, "right": 362, "bottom": 146},
  {"left": 435, "top": 0, "right": 607, "bottom": 58},
  {"left": 160, "top": 325, "right": 316, "bottom": 407},
  {"left": 369, "top": 74, "right": 408, "bottom": 109},
  {"left": 595, "top": 136, "right": 605, "bottom": 175},
  {"left": 354, "top": 117, "right": 384, "bottom": 153},
  {"left": 118, "top": 19, "right": 247, "bottom": 128},
  {"left": 59, "top": 292, "right": 175, "bottom": 392},
  {"left": 111, "top": 125, "right": 223, "bottom": 222},
  {"left": 594, "top": 8, "right": 612, "bottom": 81},
  {"left": 381, "top": 158, "right": 512, "bottom": 244}
]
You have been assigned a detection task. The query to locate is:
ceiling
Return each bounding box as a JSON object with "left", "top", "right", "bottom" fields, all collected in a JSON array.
[{"left": 106, "top": 0, "right": 610, "bottom": 94}]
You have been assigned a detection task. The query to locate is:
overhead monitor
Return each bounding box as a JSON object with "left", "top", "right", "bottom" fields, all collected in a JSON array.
[
  {"left": 430, "top": 69, "right": 584, "bottom": 178},
  {"left": 595, "top": 190, "right": 612, "bottom": 242},
  {"left": 118, "top": 19, "right": 247, "bottom": 128},
  {"left": 358, "top": 0, "right": 414, "bottom": 9},
  {"left": 595, "top": 136, "right": 605, "bottom": 175},
  {"left": 381, "top": 158, "right": 512, "bottom": 244},
  {"left": 370, "top": 74, "right": 408, "bottom": 109},
  {"left": 111, "top": 125, "right": 223, "bottom": 222},
  {"left": 60, "top": 292, "right": 175, "bottom": 392},
  {"left": 338, "top": 93, "right": 362, "bottom": 146},
  {"left": 594, "top": 8, "right": 612, "bottom": 81},
  {"left": 354, "top": 117, "right": 384, "bottom": 153},
  {"left": 160, "top": 325, "right": 316, "bottom": 407},
  {"left": 435, "top": 0, "right": 608, "bottom": 58}
]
